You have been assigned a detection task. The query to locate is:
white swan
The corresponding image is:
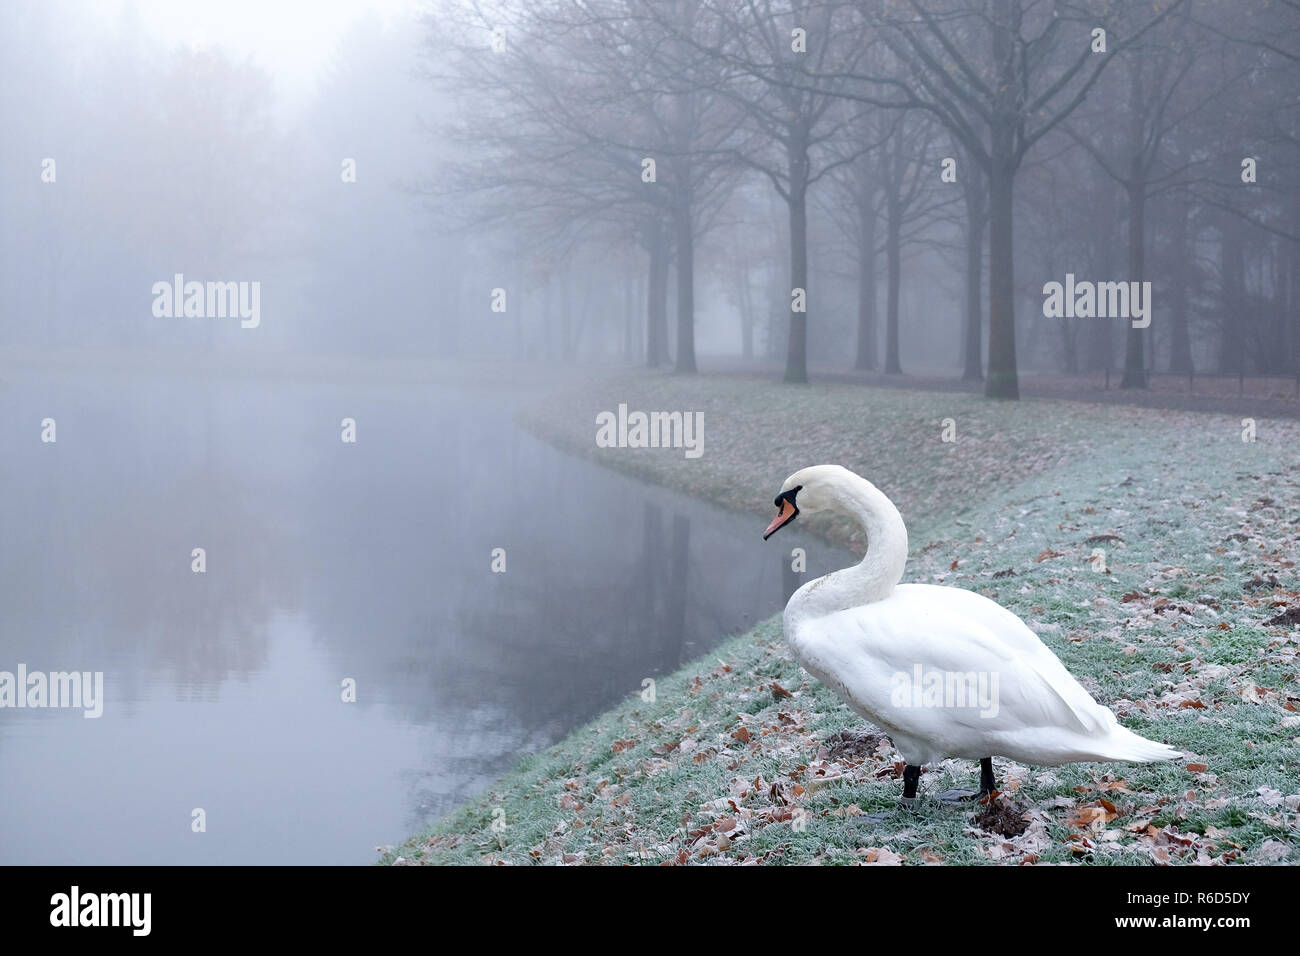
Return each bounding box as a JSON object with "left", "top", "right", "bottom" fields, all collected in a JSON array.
[{"left": 764, "top": 464, "right": 1179, "bottom": 801}]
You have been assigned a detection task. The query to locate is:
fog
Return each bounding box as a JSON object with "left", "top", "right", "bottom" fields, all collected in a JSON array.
[
  {"left": 4, "top": 1, "right": 1296, "bottom": 376},
  {"left": 1, "top": 0, "right": 1297, "bottom": 864}
]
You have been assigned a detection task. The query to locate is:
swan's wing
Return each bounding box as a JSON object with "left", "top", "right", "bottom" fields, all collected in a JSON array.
[
  {"left": 896, "top": 584, "right": 1116, "bottom": 735},
  {"left": 797, "top": 592, "right": 1112, "bottom": 741}
]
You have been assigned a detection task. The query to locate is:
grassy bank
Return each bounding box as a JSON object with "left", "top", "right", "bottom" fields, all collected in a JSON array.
[{"left": 383, "top": 370, "right": 1300, "bottom": 865}]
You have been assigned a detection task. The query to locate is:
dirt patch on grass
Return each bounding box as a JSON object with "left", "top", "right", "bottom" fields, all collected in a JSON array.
[{"left": 973, "top": 798, "right": 1030, "bottom": 838}]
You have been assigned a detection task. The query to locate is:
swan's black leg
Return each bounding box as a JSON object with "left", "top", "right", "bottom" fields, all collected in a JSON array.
[
  {"left": 860, "top": 764, "right": 923, "bottom": 824},
  {"left": 978, "top": 757, "right": 997, "bottom": 797},
  {"left": 902, "top": 764, "right": 920, "bottom": 800}
]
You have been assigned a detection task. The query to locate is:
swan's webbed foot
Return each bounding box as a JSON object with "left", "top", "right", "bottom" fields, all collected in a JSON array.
[
  {"left": 935, "top": 758, "right": 998, "bottom": 804},
  {"left": 860, "top": 795, "right": 919, "bottom": 825}
]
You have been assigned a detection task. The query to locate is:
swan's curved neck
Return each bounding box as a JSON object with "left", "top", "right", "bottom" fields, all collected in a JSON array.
[{"left": 790, "top": 475, "right": 909, "bottom": 621}]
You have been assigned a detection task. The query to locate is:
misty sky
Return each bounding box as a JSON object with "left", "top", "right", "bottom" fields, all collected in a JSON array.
[{"left": 76, "top": 0, "right": 418, "bottom": 113}]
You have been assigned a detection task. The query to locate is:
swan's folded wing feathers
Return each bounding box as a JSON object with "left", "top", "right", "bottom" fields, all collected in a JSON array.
[
  {"left": 899, "top": 584, "right": 1116, "bottom": 735},
  {"left": 799, "top": 597, "right": 1111, "bottom": 739}
]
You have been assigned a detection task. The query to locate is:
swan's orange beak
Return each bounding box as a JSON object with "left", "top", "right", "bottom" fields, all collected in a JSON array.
[{"left": 764, "top": 499, "right": 796, "bottom": 539}]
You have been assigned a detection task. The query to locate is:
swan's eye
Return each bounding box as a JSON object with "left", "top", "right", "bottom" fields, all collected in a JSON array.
[{"left": 774, "top": 486, "right": 802, "bottom": 509}]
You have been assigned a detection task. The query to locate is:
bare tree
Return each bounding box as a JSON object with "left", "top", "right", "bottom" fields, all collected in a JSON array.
[
  {"left": 1063, "top": 7, "right": 1225, "bottom": 387},
  {"left": 663, "top": 0, "right": 870, "bottom": 383},
  {"left": 420, "top": 0, "right": 739, "bottom": 368},
  {"left": 802, "top": 0, "right": 1188, "bottom": 396}
]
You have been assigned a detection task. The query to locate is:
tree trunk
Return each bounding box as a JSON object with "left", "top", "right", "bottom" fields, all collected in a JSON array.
[
  {"left": 884, "top": 191, "right": 903, "bottom": 374},
  {"left": 739, "top": 263, "right": 755, "bottom": 361},
  {"left": 1054, "top": 246, "right": 1079, "bottom": 373},
  {"left": 1218, "top": 216, "right": 1244, "bottom": 374},
  {"left": 1292, "top": 191, "right": 1300, "bottom": 376},
  {"left": 623, "top": 269, "right": 634, "bottom": 363},
  {"left": 510, "top": 264, "right": 522, "bottom": 360},
  {"left": 1268, "top": 248, "right": 1287, "bottom": 373},
  {"left": 784, "top": 188, "right": 809, "bottom": 384},
  {"left": 1168, "top": 204, "right": 1193, "bottom": 374},
  {"left": 673, "top": 202, "right": 697, "bottom": 374},
  {"left": 985, "top": 0, "right": 1020, "bottom": 398},
  {"left": 765, "top": 262, "right": 783, "bottom": 361},
  {"left": 962, "top": 189, "right": 985, "bottom": 380},
  {"left": 1120, "top": 182, "right": 1147, "bottom": 388},
  {"left": 568, "top": 273, "right": 592, "bottom": 361},
  {"left": 444, "top": 263, "right": 462, "bottom": 357},
  {"left": 985, "top": 158, "right": 1019, "bottom": 398},
  {"left": 560, "top": 272, "right": 573, "bottom": 362},
  {"left": 1085, "top": 188, "right": 1118, "bottom": 371},
  {"left": 854, "top": 194, "right": 878, "bottom": 370},
  {"left": 646, "top": 224, "right": 670, "bottom": 367},
  {"left": 541, "top": 281, "right": 552, "bottom": 361}
]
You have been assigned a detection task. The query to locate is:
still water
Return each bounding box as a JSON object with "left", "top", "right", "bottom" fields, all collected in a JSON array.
[{"left": 0, "top": 365, "right": 849, "bottom": 864}]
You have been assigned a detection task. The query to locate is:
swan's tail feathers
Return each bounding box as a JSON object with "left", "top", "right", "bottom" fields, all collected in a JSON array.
[{"left": 1099, "top": 725, "right": 1181, "bottom": 763}]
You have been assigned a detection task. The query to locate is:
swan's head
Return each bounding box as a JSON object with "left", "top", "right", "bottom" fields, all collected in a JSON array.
[{"left": 763, "top": 464, "right": 854, "bottom": 539}]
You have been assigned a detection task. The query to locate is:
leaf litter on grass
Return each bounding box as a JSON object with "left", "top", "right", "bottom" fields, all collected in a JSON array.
[{"left": 386, "top": 374, "right": 1300, "bottom": 865}]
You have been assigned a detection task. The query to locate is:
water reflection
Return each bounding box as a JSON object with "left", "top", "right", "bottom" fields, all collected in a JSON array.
[{"left": 0, "top": 370, "right": 851, "bottom": 863}]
